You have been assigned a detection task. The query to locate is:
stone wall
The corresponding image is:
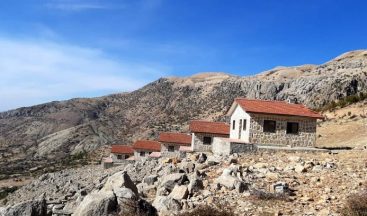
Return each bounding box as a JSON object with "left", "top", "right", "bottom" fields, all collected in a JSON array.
[
  {"left": 249, "top": 114, "right": 317, "bottom": 147},
  {"left": 134, "top": 150, "right": 152, "bottom": 160},
  {"left": 212, "top": 137, "right": 255, "bottom": 156},
  {"left": 110, "top": 153, "right": 133, "bottom": 162},
  {"left": 160, "top": 142, "right": 181, "bottom": 158},
  {"left": 192, "top": 132, "right": 229, "bottom": 152}
]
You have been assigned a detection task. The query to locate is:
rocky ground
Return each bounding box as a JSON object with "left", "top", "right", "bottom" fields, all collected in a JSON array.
[{"left": 1, "top": 149, "right": 366, "bottom": 215}]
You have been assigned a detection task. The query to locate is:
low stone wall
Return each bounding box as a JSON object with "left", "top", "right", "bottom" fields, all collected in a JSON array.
[
  {"left": 212, "top": 137, "right": 255, "bottom": 156},
  {"left": 249, "top": 114, "right": 317, "bottom": 147}
]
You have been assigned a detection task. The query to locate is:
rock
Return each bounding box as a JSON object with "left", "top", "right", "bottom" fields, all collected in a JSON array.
[
  {"left": 235, "top": 181, "right": 248, "bottom": 193},
  {"left": 179, "top": 161, "right": 196, "bottom": 173},
  {"left": 197, "top": 153, "right": 207, "bottom": 163},
  {"left": 188, "top": 176, "right": 204, "bottom": 194},
  {"left": 102, "top": 171, "right": 138, "bottom": 195},
  {"left": 160, "top": 173, "right": 188, "bottom": 191},
  {"left": 288, "top": 156, "right": 302, "bottom": 162},
  {"left": 73, "top": 190, "right": 117, "bottom": 216},
  {"left": 114, "top": 188, "right": 139, "bottom": 215},
  {"left": 206, "top": 155, "right": 220, "bottom": 166},
  {"left": 294, "top": 164, "right": 307, "bottom": 173},
  {"left": 216, "top": 169, "right": 245, "bottom": 192},
  {"left": 1, "top": 195, "right": 47, "bottom": 216},
  {"left": 253, "top": 163, "right": 268, "bottom": 169},
  {"left": 152, "top": 196, "right": 182, "bottom": 213},
  {"left": 143, "top": 175, "right": 158, "bottom": 186},
  {"left": 228, "top": 155, "right": 238, "bottom": 164},
  {"left": 169, "top": 185, "right": 189, "bottom": 200}
]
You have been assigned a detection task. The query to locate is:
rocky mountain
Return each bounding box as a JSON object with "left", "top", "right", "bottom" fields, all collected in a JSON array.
[{"left": 1, "top": 50, "right": 367, "bottom": 176}]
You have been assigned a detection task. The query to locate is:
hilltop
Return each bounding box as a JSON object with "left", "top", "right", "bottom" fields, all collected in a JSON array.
[{"left": 0, "top": 50, "right": 367, "bottom": 177}]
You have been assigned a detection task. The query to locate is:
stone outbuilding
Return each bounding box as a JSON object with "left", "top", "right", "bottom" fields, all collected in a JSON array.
[
  {"left": 110, "top": 145, "right": 134, "bottom": 161},
  {"left": 226, "top": 98, "right": 324, "bottom": 147},
  {"left": 132, "top": 140, "right": 161, "bottom": 160},
  {"left": 158, "top": 132, "right": 192, "bottom": 158},
  {"left": 189, "top": 120, "right": 230, "bottom": 152}
]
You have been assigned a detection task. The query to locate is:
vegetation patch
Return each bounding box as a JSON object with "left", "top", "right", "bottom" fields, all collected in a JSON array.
[
  {"left": 176, "top": 204, "right": 235, "bottom": 216},
  {"left": 342, "top": 189, "right": 367, "bottom": 216},
  {"left": 319, "top": 92, "right": 367, "bottom": 111}
]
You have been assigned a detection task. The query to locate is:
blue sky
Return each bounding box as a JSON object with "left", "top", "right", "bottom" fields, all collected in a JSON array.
[{"left": 0, "top": 0, "right": 366, "bottom": 111}]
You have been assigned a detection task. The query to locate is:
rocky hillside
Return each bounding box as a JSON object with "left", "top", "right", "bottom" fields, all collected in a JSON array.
[{"left": 1, "top": 50, "right": 367, "bottom": 176}]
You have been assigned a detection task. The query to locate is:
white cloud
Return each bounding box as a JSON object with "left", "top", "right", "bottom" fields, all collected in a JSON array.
[
  {"left": 0, "top": 37, "right": 169, "bottom": 111},
  {"left": 45, "top": 0, "right": 122, "bottom": 12}
]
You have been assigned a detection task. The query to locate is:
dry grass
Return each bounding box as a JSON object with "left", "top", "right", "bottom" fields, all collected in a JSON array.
[
  {"left": 176, "top": 205, "right": 235, "bottom": 216},
  {"left": 342, "top": 190, "right": 367, "bottom": 216}
]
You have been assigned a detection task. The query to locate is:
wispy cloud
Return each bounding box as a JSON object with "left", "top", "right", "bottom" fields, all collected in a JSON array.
[
  {"left": 0, "top": 37, "right": 169, "bottom": 111},
  {"left": 45, "top": 0, "right": 122, "bottom": 12}
]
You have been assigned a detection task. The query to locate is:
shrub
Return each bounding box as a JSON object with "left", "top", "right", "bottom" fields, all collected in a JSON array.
[
  {"left": 250, "top": 189, "right": 290, "bottom": 201},
  {"left": 342, "top": 190, "right": 367, "bottom": 216}
]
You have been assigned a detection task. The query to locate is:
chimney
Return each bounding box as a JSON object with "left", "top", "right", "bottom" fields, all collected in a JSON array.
[{"left": 287, "top": 97, "right": 298, "bottom": 104}]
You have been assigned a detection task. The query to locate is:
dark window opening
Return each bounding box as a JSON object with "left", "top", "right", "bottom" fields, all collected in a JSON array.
[
  {"left": 140, "top": 151, "right": 145, "bottom": 157},
  {"left": 243, "top": 119, "right": 247, "bottom": 130},
  {"left": 203, "top": 136, "right": 212, "bottom": 145},
  {"left": 232, "top": 120, "right": 235, "bottom": 130},
  {"left": 117, "top": 154, "right": 123, "bottom": 159},
  {"left": 125, "top": 155, "right": 130, "bottom": 159},
  {"left": 168, "top": 146, "right": 175, "bottom": 152},
  {"left": 287, "top": 122, "right": 299, "bottom": 134},
  {"left": 263, "top": 120, "right": 276, "bottom": 133}
]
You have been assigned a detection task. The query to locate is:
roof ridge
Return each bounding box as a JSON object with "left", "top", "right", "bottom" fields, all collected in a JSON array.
[{"left": 235, "top": 98, "right": 287, "bottom": 103}]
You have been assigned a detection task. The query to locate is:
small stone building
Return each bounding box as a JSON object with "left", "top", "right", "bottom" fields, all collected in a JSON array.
[
  {"left": 189, "top": 120, "right": 230, "bottom": 152},
  {"left": 158, "top": 132, "right": 192, "bottom": 158},
  {"left": 226, "top": 98, "right": 324, "bottom": 147},
  {"left": 132, "top": 140, "right": 161, "bottom": 160},
  {"left": 110, "top": 145, "right": 134, "bottom": 161}
]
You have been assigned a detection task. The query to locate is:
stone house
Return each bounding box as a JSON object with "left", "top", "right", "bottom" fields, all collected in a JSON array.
[
  {"left": 226, "top": 98, "right": 324, "bottom": 147},
  {"left": 158, "top": 132, "right": 192, "bottom": 157},
  {"left": 189, "top": 120, "right": 230, "bottom": 152},
  {"left": 132, "top": 140, "right": 161, "bottom": 160},
  {"left": 110, "top": 145, "right": 134, "bottom": 161}
]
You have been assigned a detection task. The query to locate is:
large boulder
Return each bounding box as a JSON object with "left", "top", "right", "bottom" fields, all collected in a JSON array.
[
  {"left": 72, "top": 190, "right": 117, "bottom": 216},
  {"left": 160, "top": 173, "right": 188, "bottom": 191},
  {"left": 0, "top": 195, "right": 47, "bottom": 216},
  {"left": 152, "top": 196, "right": 182, "bottom": 213},
  {"left": 169, "top": 185, "right": 189, "bottom": 200},
  {"left": 216, "top": 169, "right": 248, "bottom": 193},
  {"left": 102, "top": 171, "right": 138, "bottom": 194}
]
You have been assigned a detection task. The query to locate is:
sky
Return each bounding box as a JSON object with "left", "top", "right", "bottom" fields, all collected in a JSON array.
[{"left": 0, "top": 0, "right": 367, "bottom": 111}]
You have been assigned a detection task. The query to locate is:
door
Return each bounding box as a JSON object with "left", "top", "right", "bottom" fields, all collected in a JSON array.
[{"left": 238, "top": 119, "right": 242, "bottom": 139}]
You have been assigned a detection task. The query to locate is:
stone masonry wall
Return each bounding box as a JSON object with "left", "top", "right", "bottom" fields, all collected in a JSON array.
[
  {"left": 161, "top": 142, "right": 181, "bottom": 158},
  {"left": 249, "top": 114, "right": 317, "bottom": 147},
  {"left": 192, "top": 133, "right": 229, "bottom": 152}
]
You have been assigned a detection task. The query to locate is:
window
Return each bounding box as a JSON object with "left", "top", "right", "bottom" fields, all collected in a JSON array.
[
  {"left": 287, "top": 122, "right": 299, "bottom": 134},
  {"left": 263, "top": 120, "right": 276, "bottom": 133},
  {"left": 140, "top": 151, "right": 145, "bottom": 157},
  {"left": 243, "top": 119, "right": 247, "bottom": 131},
  {"left": 232, "top": 120, "right": 235, "bottom": 130},
  {"left": 125, "top": 155, "right": 130, "bottom": 159},
  {"left": 168, "top": 146, "right": 175, "bottom": 152},
  {"left": 203, "top": 136, "right": 212, "bottom": 145},
  {"left": 117, "top": 154, "right": 123, "bottom": 159}
]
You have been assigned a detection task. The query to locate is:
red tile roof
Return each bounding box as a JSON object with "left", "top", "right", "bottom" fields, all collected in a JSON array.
[
  {"left": 189, "top": 120, "right": 230, "bottom": 135},
  {"left": 158, "top": 132, "right": 191, "bottom": 145},
  {"left": 111, "top": 145, "right": 134, "bottom": 154},
  {"left": 234, "top": 98, "right": 324, "bottom": 119},
  {"left": 133, "top": 140, "right": 161, "bottom": 151}
]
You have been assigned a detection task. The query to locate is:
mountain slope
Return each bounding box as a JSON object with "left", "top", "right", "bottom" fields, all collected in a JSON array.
[{"left": 1, "top": 50, "right": 367, "bottom": 176}]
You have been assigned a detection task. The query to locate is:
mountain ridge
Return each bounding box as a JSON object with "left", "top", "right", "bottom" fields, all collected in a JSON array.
[{"left": 1, "top": 50, "right": 367, "bottom": 176}]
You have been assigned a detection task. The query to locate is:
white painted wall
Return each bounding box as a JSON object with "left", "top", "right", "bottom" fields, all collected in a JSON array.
[{"left": 229, "top": 105, "right": 251, "bottom": 142}]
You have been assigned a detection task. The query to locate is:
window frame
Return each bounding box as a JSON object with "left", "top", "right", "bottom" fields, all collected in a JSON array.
[
  {"left": 286, "top": 122, "right": 299, "bottom": 134},
  {"left": 263, "top": 120, "right": 276, "bottom": 133},
  {"left": 232, "top": 120, "right": 235, "bottom": 130},
  {"left": 168, "top": 145, "right": 175, "bottom": 152},
  {"left": 203, "top": 136, "right": 212, "bottom": 145},
  {"left": 117, "top": 154, "right": 123, "bottom": 160},
  {"left": 243, "top": 119, "right": 247, "bottom": 131},
  {"left": 140, "top": 151, "right": 145, "bottom": 157}
]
